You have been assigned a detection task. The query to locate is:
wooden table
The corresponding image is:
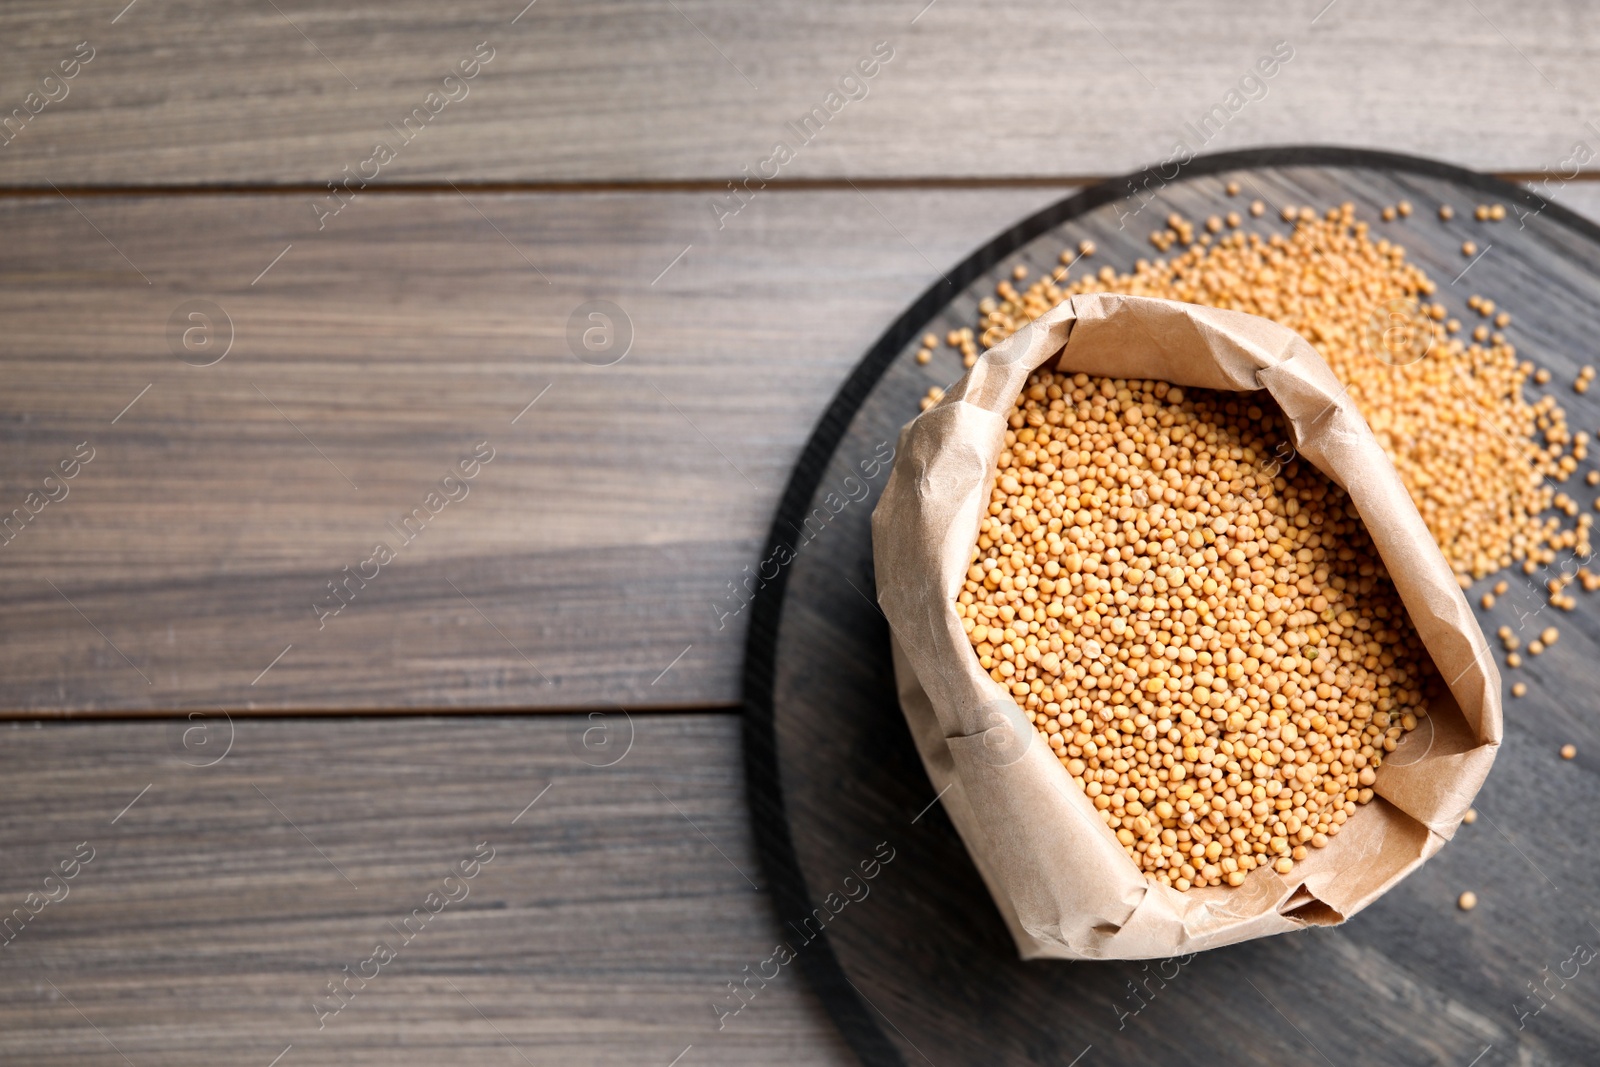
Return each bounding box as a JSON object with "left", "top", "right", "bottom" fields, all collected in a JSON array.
[{"left": 2, "top": 2, "right": 1598, "bottom": 1062}]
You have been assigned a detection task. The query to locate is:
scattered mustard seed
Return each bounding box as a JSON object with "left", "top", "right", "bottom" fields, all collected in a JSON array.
[
  {"left": 973, "top": 204, "right": 1581, "bottom": 589},
  {"left": 1462, "top": 240, "right": 1478, "bottom": 257},
  {"left": 1562, "top": 744, "right": 1577, "bottom": 759},
  {"left": 1078, "top": 239, "right": 1096, "bottom": 258},
  {"left": 916, "top": 348, "right": 932, "bottom": 365},
  {"left": 1463, "top": 807, "right": 1478, "bottom": 824},
  {"left": 1250, "top": 200, "right": 1266, "bottom": 217},
  {"left": 1458, "top": 890, "right": 1478, "bottom": 911},
  {"left": 1397, "top": 200, "right": 1413, "bottom": 217},
  {"left": 1512, "top": 682, "right": 1528, "bottom": 697},
  {"left": 1480, "top": 593, "right": 1495, "bottom": 609},
  {"left": 1226, "top": 180, "right": 1241, "bottom": 196},
  {"left": 1440, "top": 204, "right": 1455, "bottom": 220}
]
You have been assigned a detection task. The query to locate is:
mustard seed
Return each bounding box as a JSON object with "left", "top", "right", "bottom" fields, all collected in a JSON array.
[
  {"left": 1226, "top": 181, "right": 1241, "bottom": 196},
  {"left": 1512, "top": 683, "right": 1527, "bottom": 697},
  {"left": 1463, "top": 807, "right": 1477, "bottom": 824},
  {"left": 970, "top": 202, "right": 1576, "bottom": 587},
  {"left": 1439, "top": 205, "right": 1455, "bottom": 220},
  {"left": 1561, "top": 744, "right": 1577, "bottom": 759},
  {"left": 916, "top": 349, "right": 932, "bottom": 365},
  {"left": 1462, "top": 241, "right": 1478, "bottom": 257},
  {"left": 1458, "top": 890, "right": 1477, "bottom": 910},
  {"left": 963, "top": 373, "right": 1432, "bottom": 891},
  {"left": 1398, "top": 200, "right": 1413, "bottom": 217}
]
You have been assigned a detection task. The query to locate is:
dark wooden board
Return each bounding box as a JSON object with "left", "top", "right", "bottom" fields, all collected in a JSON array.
[
  {"left": 744, "top": 148, "right": 1600, "bottom": 1066},
  {"left": 0, "top": 713, "right": 852, "bottom": 1065},
  {"left": 1, "top": 1, "right": 1599, "bottom": 185},
  {"left": 0, "top": 185, "right": 1058, "bottom": 714}
]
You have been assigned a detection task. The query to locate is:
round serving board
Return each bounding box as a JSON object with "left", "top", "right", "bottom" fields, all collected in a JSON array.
[{"left": 743, "top": 148, "right": 1600, "bottom": 1067}]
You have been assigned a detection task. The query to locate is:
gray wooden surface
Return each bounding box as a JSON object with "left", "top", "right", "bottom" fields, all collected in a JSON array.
[
  {"left": 1, "top": 1, "right": 1598, "bottom": 1062},
  {"left": 0, "top": 715, "right": 851, "bottom": 1065},
  {"left": 1, "top": 1, "right": 1598, "bottom": 185},
  {"left": 0, "top": 187, "right": 1058, "bottom": 713}
]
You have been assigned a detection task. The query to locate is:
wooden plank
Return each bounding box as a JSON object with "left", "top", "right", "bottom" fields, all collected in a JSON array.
[
  {"left": 4, "top": 179, "right": 1598, "bottom": 716},
  {"left": 0, "top": 713, "right": 851, "bottom": 1065},
  {"left": 0, "top": 185, "right": 1060, "bottom": 713},
  {"left": 0, "top": 1, "right": 1597, "bottom": 186}
]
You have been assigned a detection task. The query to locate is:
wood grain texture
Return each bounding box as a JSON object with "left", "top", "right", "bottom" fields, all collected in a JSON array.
[
  {"left": 0, "top": 713, "right": 851, "bottom": 1066},
  {"left": 0, "top": 186, "right": 1059, "bottom": 713},
  {"left": 1, "top": 1, "right": 1599, "bottom": 185},
  {"left": 751, "top": 157, "right": 1600, "bottom": 1065}
]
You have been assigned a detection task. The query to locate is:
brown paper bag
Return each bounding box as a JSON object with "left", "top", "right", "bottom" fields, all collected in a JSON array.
[{"left": 871, "top": 292, "right": 1502, "bottom": 960}]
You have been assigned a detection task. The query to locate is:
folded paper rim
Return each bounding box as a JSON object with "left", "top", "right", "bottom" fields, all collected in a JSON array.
[{"left": 871, "top": 292, "right": 1503, "bottom": 960}]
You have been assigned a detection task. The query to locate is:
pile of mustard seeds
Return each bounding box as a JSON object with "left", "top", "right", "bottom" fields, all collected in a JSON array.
[
  {"left": 941, "top": 200, "right": 1590, "bottom": 589},
  {"left": 956, "top": 372, "right": 1433, "bottom": 891}
]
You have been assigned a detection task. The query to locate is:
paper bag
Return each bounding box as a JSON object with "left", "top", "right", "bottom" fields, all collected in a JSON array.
[{"left": 871, "top": 292, "right": 1502, "bottom": 960}]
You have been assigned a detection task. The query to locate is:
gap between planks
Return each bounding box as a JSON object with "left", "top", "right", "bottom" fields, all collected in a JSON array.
[{"left": 1, "top": 171, "right": 1597, "bottom": 198}]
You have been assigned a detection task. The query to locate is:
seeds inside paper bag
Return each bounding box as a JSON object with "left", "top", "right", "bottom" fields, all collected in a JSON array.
[{"left": 957, "top": 372, "right": 1433, "bottom": 891}]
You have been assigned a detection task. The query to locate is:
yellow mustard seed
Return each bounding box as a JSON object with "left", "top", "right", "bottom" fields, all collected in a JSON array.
[
  {"left": 1562, "top": 744, "right": 1577, "bottom": 759},
  {"left": 1458, "top": 890, "right": 1477, "bottom": 911},
  {"left": 962, "top": 373, "right": 1432, "bottom": 892},
  {"left": 967, "top": 203, "right": 1575, "bottom": 588}
]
